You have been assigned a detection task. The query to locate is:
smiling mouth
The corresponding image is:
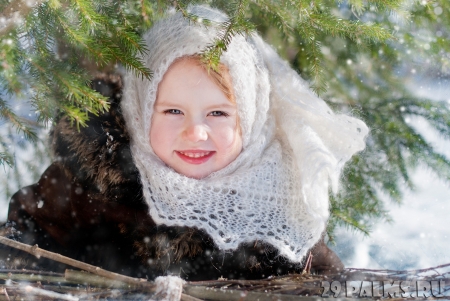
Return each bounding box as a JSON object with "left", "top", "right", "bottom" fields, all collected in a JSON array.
[
  {"left": 176, "top": 150, "right": 215, "bottom": 164},
  {"left": 178, "top": 151, "right": 211, "bottom": 158}
]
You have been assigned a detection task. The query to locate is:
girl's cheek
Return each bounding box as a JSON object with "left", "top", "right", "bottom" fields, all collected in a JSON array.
[
  {"left": 150, "top": 117, "right": 172, "bottom": 148},
  {"left": 214, "top": 123, "right": 241, "bottom": 148}
]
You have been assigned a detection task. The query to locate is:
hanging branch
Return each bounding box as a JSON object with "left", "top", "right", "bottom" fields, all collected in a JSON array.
[
  {"left": 0, "top": 0, "right": 47, "bottom": 36},
  {"left": 197, "top": 0, "right": 254, "bottom": 69}
]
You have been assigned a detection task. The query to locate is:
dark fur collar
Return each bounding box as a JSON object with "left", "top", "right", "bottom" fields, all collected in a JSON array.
[{"left": 50, "top": 74, "right": 142, "bottom": 203}]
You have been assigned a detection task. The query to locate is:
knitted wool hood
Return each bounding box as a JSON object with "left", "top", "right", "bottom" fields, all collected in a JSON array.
[{"left": 121, "top": 6, "right": 369, "bottom": 262}]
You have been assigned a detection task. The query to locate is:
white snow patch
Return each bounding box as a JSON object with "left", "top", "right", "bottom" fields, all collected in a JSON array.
[
  {"left": 333, "top": 76, "right": 450, "bottom": 270},
  {"left": 154, "top": 276, "right": 185, "bottom": 301},
  {"left": 37, "top": 200, "right": 44, "bottom": 208}
]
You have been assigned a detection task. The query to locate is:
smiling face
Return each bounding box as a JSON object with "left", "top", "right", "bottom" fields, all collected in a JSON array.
[{"left": 150, "top": 58, "right": 243, "bottom": 179}]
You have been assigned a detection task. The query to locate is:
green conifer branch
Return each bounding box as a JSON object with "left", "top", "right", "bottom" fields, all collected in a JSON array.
[
  {"left": 32, "top": 89, "right": 58, "bottom": 124},
  {"left": 248, "top": 0, "right": 293, "bottom": 39},
  {"left": 0, "top": 33, "right": 23, "bottom": 94},
  {"left": 0, "top": 0, "right": 47, "bottom": 37},
  {"left": 0, "top": 97, "right": 38, "bottom": 141},
  {"left": 72, "top": 0, "right": 106, "bottom": 31},
  {"left": 199, "top": 0, "right": 254, "bottom": 70},
  {"left": 327, "top": 155, "right": 391, "bottom": 236},
  {"left": 0, "top": 152, "right": 13, "bottom": 168},
  {"left": 0, "top": 0, "right": 153, "bottom": 135},
  {"left": 330, "top": 207, "right": 371, "bottom": 236}
]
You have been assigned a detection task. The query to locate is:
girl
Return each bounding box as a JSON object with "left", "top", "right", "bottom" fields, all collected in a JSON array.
[{"left": 2, "top": 5, "right": 367, "bottom": 280}]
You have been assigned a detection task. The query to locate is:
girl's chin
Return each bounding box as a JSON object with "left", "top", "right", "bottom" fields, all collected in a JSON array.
[
  {"left": 169, "top": 161, "right": 213, "bottom": 179},
  {"left": 176, "top": 168, "right": 213, "bottom": 179}
]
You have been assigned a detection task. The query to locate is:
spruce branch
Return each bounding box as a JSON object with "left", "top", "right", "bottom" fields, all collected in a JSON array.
[
  {"left": 0, "top": 152, "right": 13, "bottom": 168},
  {"left": 200, "top": 0, "right": 254, "bottom": 70},
  {"left": 71, "top": 0, "right": 105, "bottom": 31},
  {"left": 249, "top": 0, "right": 294, "bottom": 38},
  {"left": 330, "top": 210, "right": 370, "bottom": 236},
  {"left": 0, "top": 97, "right": 37, "bottom": 141},
  {"left": 0, "top": 0, "right": 153, "bottom": 135},
  {"left": 0, "top": 0, "right": 47, "bottom": 37},
  {"left": 0, "top": 35, "right": 23, "bottom": 94}
]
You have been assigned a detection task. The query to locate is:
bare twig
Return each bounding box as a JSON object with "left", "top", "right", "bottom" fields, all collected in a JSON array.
[
  {"left": 302, "top": 252, "right": 313, "bottom": 275},
  {"left": 0, "top": 236, "right": 151, "bottom": 289},
  {"left": 346, "top": 262, "right": 450, "bottom": 275},
  {"left": 0, "top": 237, "right": 202, "bottom": 300},
  {"left": 0, "top": 272, "right": 66, "bottom": 284},
  {"left": 180, "top": 292, "right": 205, "bottom": 301},
  {"left": 18, "top": 285, "right": 79, "bottom": 301},
  {"left": 0, "top": 288, "right": 10, "bottom": 301},
  {"left": 184, "top": 286, "right": 323, "bottom": 301},
  {"left": 0, "top": 269, "right": 64, "bottom": 276},
  {"left": 64, "top": 270, "right": 140, "bottom": 289}
]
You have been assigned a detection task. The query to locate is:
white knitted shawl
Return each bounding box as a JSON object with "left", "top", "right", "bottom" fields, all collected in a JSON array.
[{"left": 121, "top": 6, "right": 369, "bottom": 263}]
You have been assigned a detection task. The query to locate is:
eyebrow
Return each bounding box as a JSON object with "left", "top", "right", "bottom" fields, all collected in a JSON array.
[
  {"left": 155, "top": 102, "right": 237, "bottom": 110},
  {"left": 204, "top": 103, "right": 237, "bottom": 110}
]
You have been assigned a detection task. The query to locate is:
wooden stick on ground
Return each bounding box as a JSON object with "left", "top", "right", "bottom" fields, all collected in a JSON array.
[
  {"left": 0, "top": 236, "right": 151, "bottom": 289},
  {"left": 19, "top": 285, "right": 79, "bottom": 301},
  {"left": 0, "top": 236, "right": 203, "bottom": 301},
  {"left": 0, "top": 288, "right": 10, "bottom": 301},
  {"left": 346, "top": 262, "right": 450, "bottom": 275}
]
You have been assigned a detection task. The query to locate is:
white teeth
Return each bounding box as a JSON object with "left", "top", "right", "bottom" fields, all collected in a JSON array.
[{"left": 179, "top": 151, "right": 210, "bottom": 158}]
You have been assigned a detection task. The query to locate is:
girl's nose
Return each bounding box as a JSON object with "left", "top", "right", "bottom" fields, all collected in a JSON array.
[{"left": 184, "top": 122, "right": 208, "bottom": 142}]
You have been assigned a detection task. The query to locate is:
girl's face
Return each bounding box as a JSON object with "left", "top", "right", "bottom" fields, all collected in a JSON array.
[{"left": 150, "top": 59, "right": 242, "bottom": 179}]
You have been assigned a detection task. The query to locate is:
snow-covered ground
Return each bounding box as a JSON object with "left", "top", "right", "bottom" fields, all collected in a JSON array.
[
  {"left": 333, "top": 76, "right": 450, "bottom": 270},
  {"left": 334, "top": 166, "right": 450, "bottom": 270}
]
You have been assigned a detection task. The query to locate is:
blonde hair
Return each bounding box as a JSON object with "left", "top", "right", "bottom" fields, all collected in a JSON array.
[
  {"left": 170, "top": 56, "right": 240, "bottom": 131},
  {"left": 173, "top": 56, "right": 236, "bottom": 103},
  {"left": 198, "top": 59, "right": 236, "bottom": 104}
]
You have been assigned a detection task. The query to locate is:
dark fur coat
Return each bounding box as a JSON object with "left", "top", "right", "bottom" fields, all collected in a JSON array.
[{"left": 1, "top": 75, "right": 343, "bottom": 280}]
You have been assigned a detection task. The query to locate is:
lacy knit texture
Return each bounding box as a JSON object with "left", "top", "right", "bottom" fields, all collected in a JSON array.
[{"left": 121, "top": 6, "right": 369, "bottom": 262}]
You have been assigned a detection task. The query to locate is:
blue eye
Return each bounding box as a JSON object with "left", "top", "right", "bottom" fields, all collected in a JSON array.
[
  {"left": 209, "top": 111, "right": 229, "bottom": 117},
  {"left": 164, "top": 109, "right": 182, "bottom": 115}
]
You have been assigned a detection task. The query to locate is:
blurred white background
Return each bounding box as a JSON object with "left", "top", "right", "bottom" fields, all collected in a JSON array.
[{"left": 333, "top": 76, "right": 450, "bottom": 270}]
